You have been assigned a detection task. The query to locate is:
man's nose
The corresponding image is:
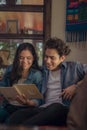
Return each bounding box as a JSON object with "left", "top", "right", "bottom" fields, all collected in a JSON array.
[{"left": 46, "top": 58, "right": 51, "bottom": 63}]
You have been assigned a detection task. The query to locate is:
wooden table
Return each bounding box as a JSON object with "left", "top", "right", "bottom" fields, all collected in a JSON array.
[{"left": 0, "top": 125, "right": 67, "bottom": 130}]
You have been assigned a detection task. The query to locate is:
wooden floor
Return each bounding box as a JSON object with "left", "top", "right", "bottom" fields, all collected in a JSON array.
[{"left": 0, "top": 125, "right": 67, "bottom": 130}]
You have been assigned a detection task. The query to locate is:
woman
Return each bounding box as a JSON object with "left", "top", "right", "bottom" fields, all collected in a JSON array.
[{"left": 0, "top": 43, "right": 42, "bottom": 123}]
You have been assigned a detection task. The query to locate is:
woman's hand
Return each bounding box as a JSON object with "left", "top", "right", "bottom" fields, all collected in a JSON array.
[
  {"left": 60, "top": 84, "right": 77, "bottom": 100},
  {"left": 16, "top": 94, "right": 36, "bottom": 106}
]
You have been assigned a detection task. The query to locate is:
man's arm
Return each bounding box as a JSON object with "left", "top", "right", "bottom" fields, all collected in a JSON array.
[{"left": 60, "top": 79, "right": 85, "bottom": 100}]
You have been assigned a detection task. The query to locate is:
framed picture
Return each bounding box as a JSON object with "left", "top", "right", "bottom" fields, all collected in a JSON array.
[{"left": 6, "top": 19, "right": 18, "bottom": 34}]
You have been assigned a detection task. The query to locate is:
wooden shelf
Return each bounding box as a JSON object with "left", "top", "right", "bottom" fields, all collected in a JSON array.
[
  {"left": 0, "top": 33, "right": 44, "bottom": 39},
  {"left": 0, "top": 0, "right": 51, "bottom": 41},
  {"left": 0, "top": 4, "right": 44, "bottom": 40},
  {"left": 0, "top": 5, "right": 44, "bottom": 12}
]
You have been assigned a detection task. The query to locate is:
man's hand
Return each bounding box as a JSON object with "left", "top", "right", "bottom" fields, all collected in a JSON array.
[{"left": 60, "top": 85, "right": 77, "bottom": 100}]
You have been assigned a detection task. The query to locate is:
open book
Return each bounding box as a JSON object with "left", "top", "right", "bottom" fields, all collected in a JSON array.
[{"left": 0, "top": 84, "right": 43, "bottom": 105}]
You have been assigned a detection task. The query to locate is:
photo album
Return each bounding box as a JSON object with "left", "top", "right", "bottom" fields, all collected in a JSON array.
[{"left": 0, "top": 84, "right": 43, "bottom": 104}]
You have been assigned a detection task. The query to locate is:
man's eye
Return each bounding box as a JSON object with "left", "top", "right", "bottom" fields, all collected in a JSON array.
[
  {"left": 44, "top": 56, "right": 48, "bottom": 58},
  {"left": 51, "top": 57, "right": 55, "bottom": 60}
]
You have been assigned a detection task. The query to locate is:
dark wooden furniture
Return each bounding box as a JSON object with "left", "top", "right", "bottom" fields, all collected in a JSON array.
[{"left": 0, "top": 0, "right": 51, "bottom": 41}]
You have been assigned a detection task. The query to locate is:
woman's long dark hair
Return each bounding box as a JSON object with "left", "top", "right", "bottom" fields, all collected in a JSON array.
[
  {"left": 0, "top": 57, "right": 3, "bottom": 68},
  {"left": 10, "top": 43, "right": 39, "bottom": 85}
]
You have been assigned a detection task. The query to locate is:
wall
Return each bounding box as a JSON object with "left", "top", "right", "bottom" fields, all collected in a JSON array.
[
  {"left": 51, "top": 0, "right": 87, "bottom": 64},
  {"left": 51, "top": 0, "right": 66, "bottom": 40}
]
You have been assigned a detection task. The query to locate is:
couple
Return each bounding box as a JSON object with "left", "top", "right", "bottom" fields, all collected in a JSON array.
[{"left": 0, "top": 37, "right": 87, "bottom": 126}]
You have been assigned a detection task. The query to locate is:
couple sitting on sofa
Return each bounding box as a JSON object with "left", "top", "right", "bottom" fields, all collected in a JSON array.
[{"left": 0, "top": 37, "right": 87, "bottom": 126}]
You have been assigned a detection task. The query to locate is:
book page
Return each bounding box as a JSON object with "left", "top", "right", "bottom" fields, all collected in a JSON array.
[
  {"left": 0, "top": 87, "right": 27, "bottom": 106},
  {"left": 0, "top": 87, "right": 19, "bottom": 102},
  {"left": 14, "top": 84, "right": 43, "bottom": 99}
]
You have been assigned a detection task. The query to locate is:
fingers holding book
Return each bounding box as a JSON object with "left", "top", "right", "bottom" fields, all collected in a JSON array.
[{"left": 16, "top": 94, "right": 37, "bottom": 106}]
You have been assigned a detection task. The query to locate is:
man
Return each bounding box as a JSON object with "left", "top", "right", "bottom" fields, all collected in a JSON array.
[
  {"left": 67, "top": 74, "right": 87, "bottom": 130},
  {"left": 8, "top": 37, "right": 87, "bottom": 126}
]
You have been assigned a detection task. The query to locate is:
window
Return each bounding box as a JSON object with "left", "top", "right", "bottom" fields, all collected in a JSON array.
[{"left": 0, "top": 0, "right": 51, "bottom": 66}]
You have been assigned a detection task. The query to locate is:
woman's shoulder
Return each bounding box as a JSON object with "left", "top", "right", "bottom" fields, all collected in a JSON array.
[
  {"left": 29, "top": 67, "right": 41, "bottom": 75},
  {"left": 28, "top": 68, "right": 42, "bottom": 81},
  {"left": 31, "top": 68, "right": 42, "bottom": 75}
]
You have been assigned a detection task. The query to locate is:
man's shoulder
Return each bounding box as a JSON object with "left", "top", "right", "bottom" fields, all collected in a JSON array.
[
  {"left": 62, "top": 61, "right": 82, "bottom": 67},
  {"left": 40, "top": 65, "right": 48, "bottom": 71}
]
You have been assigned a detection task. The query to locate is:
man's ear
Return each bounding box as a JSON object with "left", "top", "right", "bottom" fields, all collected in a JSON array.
[{"left": 61, "top": 55, "right": 66, "bottom": 62}]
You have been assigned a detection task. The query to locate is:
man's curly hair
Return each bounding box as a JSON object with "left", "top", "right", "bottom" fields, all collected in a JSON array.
[{"left": 45, "top": 37, "right": 71, "bottom": 57}]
